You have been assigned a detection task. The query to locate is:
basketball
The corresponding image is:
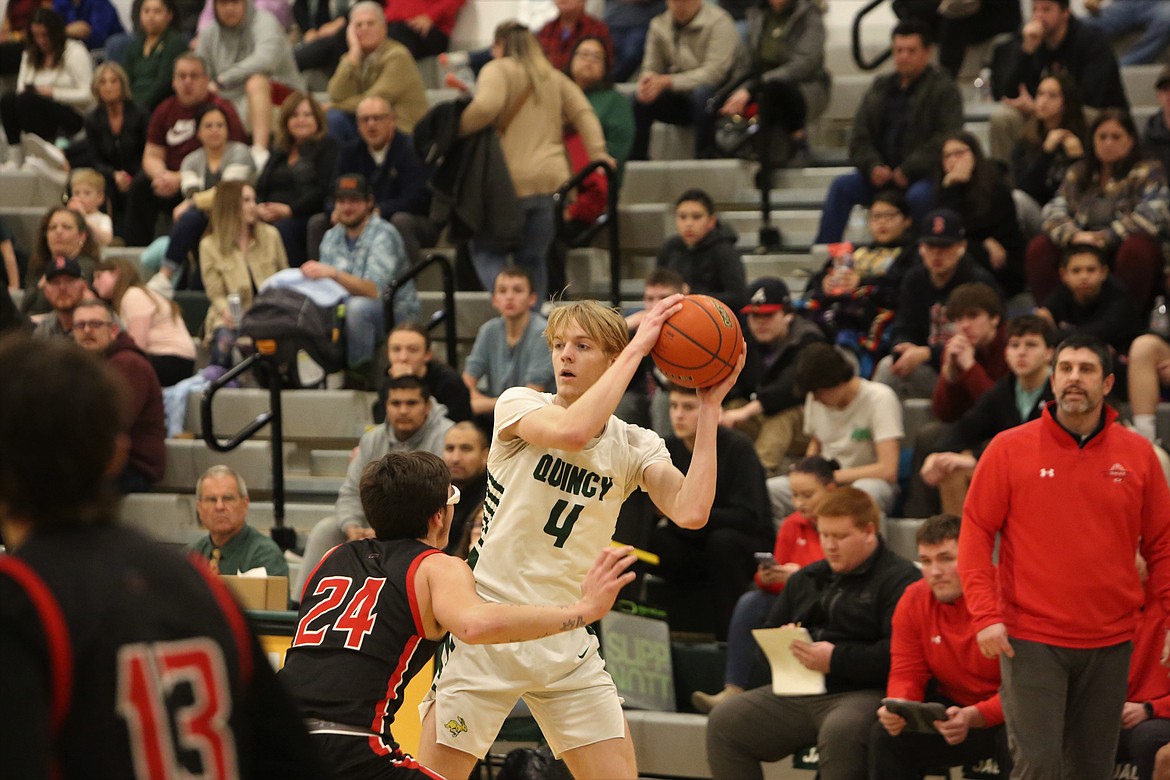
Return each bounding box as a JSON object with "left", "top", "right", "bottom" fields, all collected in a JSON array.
[{"left": 651, "top": 294, "right": 744, "bottom": 389}]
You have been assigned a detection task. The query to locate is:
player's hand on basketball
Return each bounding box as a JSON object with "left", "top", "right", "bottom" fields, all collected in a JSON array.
[
  {"left": 629, "top": 293, "right": 685, "bottom": 355},
  {"left": 976, "top": 623, "right": 1013, "bottom": 659},
  {"left": 579, "top": 545, "right": 638, "bottom": 621},
  {"left": 877, "top": 705, "right": 906, "bottom": 737},
  {"left": 697, "top": 345, "right": 745, "bottom": 406}
]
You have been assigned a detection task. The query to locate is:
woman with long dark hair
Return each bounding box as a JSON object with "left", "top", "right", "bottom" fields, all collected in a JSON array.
[
  {"left": 20, "top": 206, "right": 100, "bottom": 316},
  {"left": 1011, "top": 72, "right": 1087, "bottom": 230}
]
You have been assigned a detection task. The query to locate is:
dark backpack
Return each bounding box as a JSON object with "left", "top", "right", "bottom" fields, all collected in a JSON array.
[{"left": 239, "top": 287, "right": 346, "bottom": 387}]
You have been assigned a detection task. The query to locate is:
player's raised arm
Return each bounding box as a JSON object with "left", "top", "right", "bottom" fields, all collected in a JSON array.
[
  {"left": 643, "top": 348, "right": 745, "bottom": 529},
  {"left": 505, "top": 296, "right": 684, "bottom": 451},
  {"left": 419, "top": 546, "right": 637, "bottom": 644}
]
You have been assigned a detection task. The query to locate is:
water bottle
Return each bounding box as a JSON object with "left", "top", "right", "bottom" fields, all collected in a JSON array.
[
  {"left": 227, "top": 293, "right": 243, "bottom": 328},
  {"left": 827, "top": 242, "right": 854, "bottom": 296},
  {"left": 1151, "top": 295, "right": 1169, "bottom": 336},
  {"left": 973, "top": 67, "right": 993, "bottom": 103}
]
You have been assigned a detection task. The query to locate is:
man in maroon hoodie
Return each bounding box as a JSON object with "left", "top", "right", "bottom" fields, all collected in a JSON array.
[
  {"left": 71, "top": 300, "right": 165, "bottom": 493},
  {"left": 959, "top": 333, "right": 1170, "bottom": 778}
]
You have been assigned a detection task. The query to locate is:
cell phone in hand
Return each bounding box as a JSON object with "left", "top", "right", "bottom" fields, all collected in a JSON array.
[{"left": 754, "top": 552, "right": 777, "bottom": 567}]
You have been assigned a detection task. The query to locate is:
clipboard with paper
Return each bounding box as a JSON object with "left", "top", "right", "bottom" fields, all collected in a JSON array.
[{"left": 751, "top": 625, "right": 827, "bottom": 695}]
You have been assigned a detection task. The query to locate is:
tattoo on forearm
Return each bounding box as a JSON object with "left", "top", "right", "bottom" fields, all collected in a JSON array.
[{"left": 560, "top": 615, "right": 586, "bottom": 631}]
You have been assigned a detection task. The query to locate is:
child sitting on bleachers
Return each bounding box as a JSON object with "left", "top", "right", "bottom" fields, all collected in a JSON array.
[
  {"left": 1035, "top": 243, "right": 1141, "bottom": 359},
  {"left": 67, "top": 168, "right": 113, "bottom": 248},
  {"left": 655, "top": 187, "right": 747, "bottom": 312}
]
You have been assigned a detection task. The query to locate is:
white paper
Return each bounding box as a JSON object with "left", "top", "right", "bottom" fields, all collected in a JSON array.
[
  {"left": 751, "top": 625, "right": 827, "bottom": 696},
  {"left": 239, "top": 567, "right": 269, "bottom": 578}
]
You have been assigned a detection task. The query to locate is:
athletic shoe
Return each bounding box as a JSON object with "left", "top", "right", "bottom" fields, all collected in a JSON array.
[
  {"left": 690, "top": 687, "right": 741, "bottom": 714},
  {"left": 146, "top": 271, "right": 175, "bottom": 300},
  {"left": 22, "top": 134, "right": 67, "bottom": 169},
  {"left": 23, "top": 156, "right": 67, "bottom": 189}
]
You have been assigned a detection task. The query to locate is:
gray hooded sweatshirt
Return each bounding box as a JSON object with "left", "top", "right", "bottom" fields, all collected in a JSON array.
[{"left": 197, "top": 0, "right": 305, "bottom": 102}]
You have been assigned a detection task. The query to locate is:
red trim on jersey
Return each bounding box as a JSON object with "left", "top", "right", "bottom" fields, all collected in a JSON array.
[
  {"left": 393, "top": 751, "right": 446, "bottom": 779},
  {"left": 300, "top": 543, "right": 344, "bottom": 603},
  {"left": 406, "top": 548, "right": 443, "bottom": 635},
  {"left": 368, "top": 636, "right": 422, "bottom": 756},
  {"left": 0, "top": 557, "right": 74, "bottom": 735},
  {"left": 187, "top": 554, "right": 254, "bottom": 686}
]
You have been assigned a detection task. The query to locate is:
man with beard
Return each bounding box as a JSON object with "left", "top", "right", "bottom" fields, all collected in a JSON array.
[
  {"left": 959, "top": 333, "right": 1170, "bottom": 778},
  {"left": 442, "top": 421, "right": 488, "bottom": 556},
  {"left": 32, "top": 257, "right": 94, "bottom": 339}
]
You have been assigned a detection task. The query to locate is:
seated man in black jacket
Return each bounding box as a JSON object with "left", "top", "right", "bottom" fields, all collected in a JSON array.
[
  {"left": 374, "top": 322, "right": 473, "bottom": 424},
  {"left": 917, "top": 315, "right": 1055, "bottom": 515},
  {"left": 705, "top": 487, "right": 921, "bottom": 780},
  {"left": 1035, "top": 244, "right": 1140, "bottom": 359},
  {"left": 307, "top": 95, "right": 434, "bottom": 263}
]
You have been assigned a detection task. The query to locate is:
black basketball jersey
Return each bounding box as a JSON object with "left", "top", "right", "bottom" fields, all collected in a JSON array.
[
  {"left": 0, "top": 524, "right": 324, "bottom": 780},
  {"left": 280, "top": 539, "right": 442, "bottom": 756}
]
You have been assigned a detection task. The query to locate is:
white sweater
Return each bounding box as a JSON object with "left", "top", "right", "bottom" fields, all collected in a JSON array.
[{"left": 17, "top": 39, "right": 93, "bottom": 112}]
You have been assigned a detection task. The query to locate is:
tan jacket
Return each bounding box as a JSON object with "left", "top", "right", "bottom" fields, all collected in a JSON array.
[
  {"left": 458, "top": 58, "right": 606, "bottom": 198},
  {"left": 327, "top": 39, "right": 428, "bottom": 132},
  {"left": 641, "top": 2, "right": 740, "bottom": 93},
  {"left": 199, "top": 222, "right": 288, "bottom": 339}
]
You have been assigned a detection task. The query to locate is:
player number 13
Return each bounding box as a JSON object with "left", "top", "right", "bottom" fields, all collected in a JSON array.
[{"left": 543, "top": 499, "right": 584, "bottom": 548}]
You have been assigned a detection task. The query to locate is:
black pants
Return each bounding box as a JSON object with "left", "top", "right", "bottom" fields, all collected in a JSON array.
[
  {"left": 125, "top": 172, "right": 182, "bottom": 247},
  {"left": 295, "top": 27, "right": 347, "bottom": 73},
  {"left": 0, "top": 90, "right": 84, "bottom": 145},
  {"left": 385, "top": 22, "right": 448, "bottom": 59},
  {"left": 754, "top": 78, "right": 807, "bottom": 173},
  {"left": 150, "top": 354, "right": 196, "bottom": 388},
  {"left": 868, "top": 715, "right": 1013, "bottom": 779},
  {"left": 310, "top": 733, "right": 437, "bottom": 780},
  {"left": 937, "top": 2, "right": 1020, "bottom": 76},
  {"left": 631, "top": 84, "right": 717, "bottom": 160},
  {"left": 1120, "top": 718, "right": 1170, "bottom": 780}
]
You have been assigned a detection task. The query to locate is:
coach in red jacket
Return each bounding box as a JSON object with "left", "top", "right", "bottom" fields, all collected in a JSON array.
[
  {"left": 870, "top": 514, "right": 1012, "bottom": 778},
  {"left": 959, "top": 333, "right": 1170, "bottom": 778}
]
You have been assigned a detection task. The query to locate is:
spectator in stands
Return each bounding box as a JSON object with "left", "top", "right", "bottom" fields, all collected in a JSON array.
[
  {"left": 768, "top": 342, "right": 903, "bottom": 519},
  {"left": 1035, "top": 243, "right": 1141, "bottom": 358},
  {"left": 936, "top": 0, "right": 1020, "bottom": 78},
  {"left": 325, "top": 2, "right": 427, "bottom": 142},
  {"left": 705, "top": 487, "right": 921, "bottom": 780},
  {"left": 621, "top": 267, "right": 688, "bottom": 434},
  {"left": 958, "top": 334, "right": 1170, "bottom": 780},
  {"left": 934, "top": 131, "right": 1026, "bottom": 298},
  {"left": 650, "top": 383, "right": 772, "bottom": 641},
  {"left": 162, "top": 102, "right": 256, "bottom": 285},
  {"left": 0, "top": 219, "right": 17, "bottom": 293},
  {"left": 915, "top": 315, "right": 1055, "bottom": 517},
  {"left": 442, "top": 421, "right": 489, "bottom": 556},
  {"left": 383, "top": 0, "right": 464, "bottom": 59},
  {"left": 71, "top": 299, "right": 165, "bottom": 493},
  {"left": 31, "top": 256, "right": 94, "bottom": 339},
  {"left": 293, "top": 374, "right": 455, "bottom": 599},
  {"left": 196, "top": 0, "right": 305, "bottom": 162},
  {"left": 723, "top": 277, "right": 824, "bottom": 478},
  {"left": 1083, "top": 0, "right": 1170, "bottom": 65},
  {"left": 93, "top": 257, "right": 196, "bottom": 386},
  {"left": 67, "top": 168, "right": 114, "bottom": 248},
  {"left": 375, "top": 322, "right": 473, "bottom": 425},
  {"left": 870, "top": 514, "right": 1013, "bottom": 779},
  {"left": 458, "top": 21, "right": 609, "bottom": 303},
  {"left": 53, "top": 0, "right": 123, "bottom": 50},
  {"left": 120, "top": 0, "right": 187, "bottom": 111},
  {"left": 254, "top": 91, "right": 339, "bottom": 268},
  {"left": 567, "top": 35, "right": 634, "bottom": 176},
  {"left": 931, "top": 283, "right": 1008, "bottom": 424},
  {"left": 1026, "top": 109, "right": 1168, "bottom": 312},
  {"left": 308, "top": 172, "right": 415, "bottom": 375},
  {"left": 813, "top": 20, "right": 961, "bottom": 244},
  {"left": 315, "top": 95, "right": 433, "bottom": 266},
  {"left": 1120, "top": 556, "right": 1170, "bottom": 780},
  {"left": 22, "top": 206, "right": 100, "bottom": 319},
  {"left": 0, "top": 287, "right": 28, "bottom": 331},
  {"left": 1010, "top": 72, "right": 1086, "bottom": 236},
  {"left": 873, "top": 209, "right": 1000, "bottom": 398},
  {"left": 716, "top": 0, "right": 829, "bottom": 172},
  {"left": 195, "top": 0, "right": 291, "bottom": 34},
  {"left": 630, "top": 0, "right": 739, "bottom": 160},
  {"left": 0, "top": 9, "right": 93, "bottom": 172},
  {"left": 691, "top": 455, "right": 833, "bottom": 714},
  {"left": 1146, "top": 66, "right": 1170, "bottom": 175},
  {"left": 0, "top": 0, "right": 39, "bottom": 76},
  {"left": 188, "top": 464, "right": 288, "bottom": 575},
  {"left": 655, "top": 188, "right": 747, "bottom": 311},
  {"left": 463, "top": 265, "right": 555, "bottom": 418},
  {"left": 537, "top": 0, "right": 613, "bottom": 70},
  {"left": 291, "top": 0, "right": 348, "bottom": 75},
  {"left": 803, "top": 190, "right": 917, "bottom": 378},
  {"left": 199, "top": 181, "right": 287, "bottom": 368},
  {"left": 126, "top": 52, "right": 246, "bottom": 249},
  {"left": 78, "top": 62, "right": 148, "bottom": 241},
  {"left": 987, "top": 0, "right": 1128, "bottom": 163},
  {"left": 604, "top": 0, "right": 664, "bottom": 82}
]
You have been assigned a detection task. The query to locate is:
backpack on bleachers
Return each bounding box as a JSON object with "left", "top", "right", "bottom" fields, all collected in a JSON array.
[{"left": 239, "top": 287, "right": 345, "bottom": 388}]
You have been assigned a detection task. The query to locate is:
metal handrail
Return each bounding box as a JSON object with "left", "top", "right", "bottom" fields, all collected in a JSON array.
[
  {"left": 384, "top": 252, "right": 458, "bottom": 367},
  {"left": 551, "top": 160, "right": 620, "bottom": 308},
  {"left": 851, "top": 0, "right": 893, "bottom": 71},
  {"left": 200, "top": 348, "right": 296, "bottom": 550}
]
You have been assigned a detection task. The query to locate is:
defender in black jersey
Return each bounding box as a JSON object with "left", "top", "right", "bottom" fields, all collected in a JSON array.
[
  {"left": 0, "top": 335, "right": 325, "bottom": 780},
  {"left": 279, "top": 451, "right": 635, "bottom": 780}
]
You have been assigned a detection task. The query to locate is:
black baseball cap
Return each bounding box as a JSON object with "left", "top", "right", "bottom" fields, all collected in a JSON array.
[
  {"left": 334, "top": 173, "right": 372, "bottom": 199},
  {"left": 741, "top": 278, "right": 791, "bottom": 314},
  {"left": 919, "top": 209, "right": 966, "bottom": 246},
  {"left": 1157, "top": 65, "right": 1170, "bottom": 90},
  {"left": 44, "top": 256, "right": 83, "bottom": 281}
]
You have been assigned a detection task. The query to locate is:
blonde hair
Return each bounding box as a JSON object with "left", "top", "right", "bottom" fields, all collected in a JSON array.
[
  {"left": 70, "top": 168, "right": 105, "bottom": 195},
  {"left": 207, "top": 181, "right": 251, "bottom": 256},
  {"left": 91, "top": 61, "right": 130, "bottom": 103},
  {"left": 493, "top": 20, "right": 552, "bottom": 99},
  {"left": 545, "top": 300, "right": 629, "bottom": 357}
]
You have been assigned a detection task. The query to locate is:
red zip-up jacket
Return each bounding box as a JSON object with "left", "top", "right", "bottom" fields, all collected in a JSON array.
[
  {"left": 1129, "top": 589, "right": 1170, "bottom": 717},
  {"left": 384, "top": 0, "right": 465, "bottom": 36},
  {"left": 888, "top": 579, "right": 1003, "bottom": 726},
  {"left": 959, "top": 403, "right": 1170, "bottom": 648},
  {"left": 755, "top": 511, "right": 823, "bottom": 594}
]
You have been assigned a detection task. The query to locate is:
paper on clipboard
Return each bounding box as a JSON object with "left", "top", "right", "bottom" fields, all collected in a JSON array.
[{"left": 751, "top": 625, "right": 827, "bottom": 695}]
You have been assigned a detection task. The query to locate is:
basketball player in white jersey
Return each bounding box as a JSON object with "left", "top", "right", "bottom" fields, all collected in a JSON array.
[{"left": 418, "top": 296, "right": 744, "bottom": 779}]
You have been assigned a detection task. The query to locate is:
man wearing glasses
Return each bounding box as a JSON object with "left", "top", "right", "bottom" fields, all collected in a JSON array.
[
  {"left": 70, "top": 300, "right": 165, "bottom": 493},
  {"left": 188, "top": 464, "right": 289, "bottom": 578}
]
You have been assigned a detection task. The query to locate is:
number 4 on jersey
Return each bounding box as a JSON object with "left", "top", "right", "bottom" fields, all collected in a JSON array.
[{"left": 543, "top": 499, "right": 584, "bottom": 548}]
